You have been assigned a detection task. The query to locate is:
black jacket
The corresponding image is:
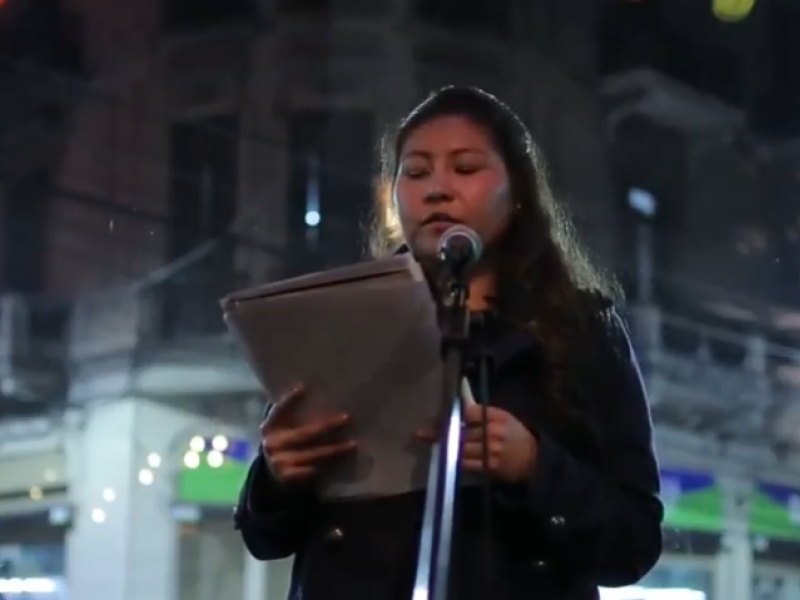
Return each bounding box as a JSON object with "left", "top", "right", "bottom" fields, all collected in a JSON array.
[{"left": 233, "top": 301, "right": 663, "bottom": 600}]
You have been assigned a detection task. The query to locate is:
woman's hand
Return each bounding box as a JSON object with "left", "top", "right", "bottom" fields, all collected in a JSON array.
[
  {"left": 260, "top": 384, "right": 357, "bottom": 484},
  {"left": 419, "top": 404, "right": 538, "bottom": 483}
]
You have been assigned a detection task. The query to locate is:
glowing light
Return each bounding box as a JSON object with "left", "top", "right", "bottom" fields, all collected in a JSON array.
[
  {"left": 138, "top": 468, "right": 154, "bottom": 486},
  {"left": 0, "top": 578, "right": 58, "bottom": 593},
  {"left": 48, "top": 506, "right": 71, "bottom": 525},
  {"left": 712, "top": 0, "right": 755, "bottom": 22},
  {"left": 189, "top": 436, "right": 206, "bottom": 452},
  {"left": 29, "top": 486, "right": 42, "bottom": 500},
  {"left": 102, "top": 488, "right": 116, "bottom": 502},
  {"left": 305, "top": 210, "right": 321, "bottom": 227},
  {"left": 183, "top": 450, "right": 201, "bottom": 469},
  {"left": 628, "top": 188, "right": 657, "bottom": 218},
  {"left": 211, "top": 434, "right": 229, "bottom": 452},
  {"left": 147, "top": 452, "right": 162, "bottom": 468},
  {"left": 598, "top": 587, "right": 705, "bottom": 600},
  {"left": 91, "top": 508, "right": 106, "bottom": 523},
  {"left": 207, "top": 450, "right": 224, "bottom": 468}
]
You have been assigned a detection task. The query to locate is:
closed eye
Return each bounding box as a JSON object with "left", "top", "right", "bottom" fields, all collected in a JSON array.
[{"left": 400, "top": 165, "right": 430, "bottom": 179}]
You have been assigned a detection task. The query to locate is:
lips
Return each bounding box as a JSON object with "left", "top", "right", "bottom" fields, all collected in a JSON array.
[{"left": 421, "top": 213, "right": 461, "bottom": 227}]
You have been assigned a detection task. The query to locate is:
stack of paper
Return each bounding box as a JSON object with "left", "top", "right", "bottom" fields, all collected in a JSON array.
[{"left": 221, "top": 254, "right": 445, "bottom": 500}]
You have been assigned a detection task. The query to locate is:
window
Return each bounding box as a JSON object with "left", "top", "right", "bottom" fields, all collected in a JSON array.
[
  {"left": 412, "top": 0, "right": 511, "bottom": 38},
  {"left": 287, "top": 110, "right": 374, "bottom": 274},
  {"left": 163, "top": 114, "right": 239, "bottom": 337},
  {"left": 167, "top": 114, "right": 239, "bottom": 260},
  {"left": 1, "top": 174, "right": 50, "bottom": 293},
  {"left": 756, "top": 7, "right": 800, "bottom": 136}
]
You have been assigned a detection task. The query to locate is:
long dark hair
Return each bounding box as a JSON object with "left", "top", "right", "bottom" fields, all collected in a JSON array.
[{"left": 371, "top": 86, "right": 620, "bottom": 414}]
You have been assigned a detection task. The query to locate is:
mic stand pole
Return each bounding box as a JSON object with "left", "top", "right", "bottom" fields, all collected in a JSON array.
[{"left": 412, "top": 270, "right": 470, "bottom": 600}]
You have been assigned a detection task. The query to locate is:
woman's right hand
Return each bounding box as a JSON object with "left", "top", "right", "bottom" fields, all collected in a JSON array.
[{"left": 260, "top": 384, "right": 356, "bottom": 484}]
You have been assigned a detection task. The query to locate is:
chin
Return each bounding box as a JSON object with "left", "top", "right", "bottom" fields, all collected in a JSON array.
[{"left": 408, "top": 237, "right": 439, "bottom": 261}]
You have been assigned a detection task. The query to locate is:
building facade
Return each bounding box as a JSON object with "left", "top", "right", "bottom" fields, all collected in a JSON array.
[{"left": 1, "top": 1, "right": 800, "bottom": 600}]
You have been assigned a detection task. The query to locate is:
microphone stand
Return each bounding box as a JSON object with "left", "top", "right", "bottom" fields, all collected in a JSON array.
[{"left": 411, "top": 265, "right": 471, "bottom": 600}]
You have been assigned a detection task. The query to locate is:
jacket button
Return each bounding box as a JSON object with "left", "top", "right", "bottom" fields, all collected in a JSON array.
[
  {"left": 548, "top": 515, "right": 566, "bottom": 528},
  {"left": 325, "top": 526, "right": 345, "bottom": 542},
  {"left": 531, "top": 559, "right": 548, "bottom": 571}
]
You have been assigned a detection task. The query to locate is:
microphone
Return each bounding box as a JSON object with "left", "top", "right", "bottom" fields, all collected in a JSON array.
[{"left": 438, "top": 224, "right": 483, "bottom": 273}]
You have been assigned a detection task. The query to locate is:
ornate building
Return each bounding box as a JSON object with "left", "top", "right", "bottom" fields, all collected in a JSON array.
[{"left": 1, "top": 1, "right": 800, "bottom": 600}]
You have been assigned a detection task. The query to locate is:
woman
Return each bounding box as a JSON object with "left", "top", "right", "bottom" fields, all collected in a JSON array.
[{"left": 233, "top": 86, "right": 663, "bottom": 600}]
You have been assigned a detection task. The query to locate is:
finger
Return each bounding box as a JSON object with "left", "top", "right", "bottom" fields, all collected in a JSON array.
[
  {"left": 462, "top": 440, "right": 501, "bottom": 461},
  {"left": 277, "top": 465, "right": 316, "bottom": 482},
  {"left": 285, "top": 440, "right": 357, "bottom": 467},
  {"left": 461, "top": 458, "right": 493, "bottom": 473},
  {"left": 462, "top": 403, "right": 502, "bottom": 425},
  {"left": 264, "top": 383, "right": 307, "bottom": 426},
  {"left": 265, "top": 413, "right": 349, "bottom": 452},
  {"left": 461, "top": 422, "right": 504, "bottom": 444},
  {"left": 461, "top": 426, "right": 486, "bottom": 444}
]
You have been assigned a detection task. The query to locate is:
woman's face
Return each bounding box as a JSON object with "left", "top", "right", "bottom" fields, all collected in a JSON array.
[{"left": 393, "top": 114, "right": 513, "bottom": 260}]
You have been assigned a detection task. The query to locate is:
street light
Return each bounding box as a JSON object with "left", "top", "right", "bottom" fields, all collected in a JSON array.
[
  {"left": 712, "top": 0, "right": 755, "bottom": 22},
  {"left": 628, "top": 188, "right": 658, "bottom": 304}
]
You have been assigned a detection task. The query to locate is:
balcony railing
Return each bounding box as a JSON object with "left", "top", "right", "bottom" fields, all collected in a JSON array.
[
  {"left": 3, "top": 238, "right": 800, "bottom": 439},
  {"left": 66, "top": 234, "right": 254, "bottom": 364},
  {"left": 0, "top": 294, "right": 68, "bottom": 408}
]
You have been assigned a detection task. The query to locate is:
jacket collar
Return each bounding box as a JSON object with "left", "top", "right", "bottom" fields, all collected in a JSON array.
[{"left": 395, "top": 243, "right": 536, "bottom": 369}]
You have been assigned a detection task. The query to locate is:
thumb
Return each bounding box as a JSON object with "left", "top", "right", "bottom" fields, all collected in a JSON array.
[{"left": 460, "top": 378, "right": 477, "bottom": 405}]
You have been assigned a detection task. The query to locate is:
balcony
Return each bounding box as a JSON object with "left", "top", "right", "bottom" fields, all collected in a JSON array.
[
  {"left": 0, "top": 295, "right": 68, "bottom": 416},
  {"left": 4, "top": 229, "right": 800, "bottom": 465},
  {"left": 62, "top": 232, "right": 272, "bottom": 403},
  {"left": 631, "top": 305, "right": 775, "bottom": 435}
]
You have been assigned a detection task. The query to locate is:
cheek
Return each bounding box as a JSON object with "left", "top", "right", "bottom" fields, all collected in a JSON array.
[
  {"left": 392, "top": 181, "right": 419, "bottom": 223},
  {"left": 476, "top": 180, "right": 513, "bottom": 237}
]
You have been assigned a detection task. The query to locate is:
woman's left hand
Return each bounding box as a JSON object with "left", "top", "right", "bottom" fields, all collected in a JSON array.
[{"left": 419, "top": 404, "right": 538, "bottom": 483}]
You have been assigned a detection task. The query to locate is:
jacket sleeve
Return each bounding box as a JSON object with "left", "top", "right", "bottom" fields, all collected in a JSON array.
[
  {"left": 233, "top": 408, "right": 319, "bottom": 560},
  {"left": 497, "top": 308, "right": 663, "bottom": 587}
]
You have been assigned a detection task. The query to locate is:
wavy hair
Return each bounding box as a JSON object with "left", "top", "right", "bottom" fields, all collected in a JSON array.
[{"left": 371, "top": 86, "right": 620, "bottom": 414}]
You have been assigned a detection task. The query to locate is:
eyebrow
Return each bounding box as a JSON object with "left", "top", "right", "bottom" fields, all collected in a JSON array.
[{"left": 400, "top": 148, "right": 490, "bottom": 160}]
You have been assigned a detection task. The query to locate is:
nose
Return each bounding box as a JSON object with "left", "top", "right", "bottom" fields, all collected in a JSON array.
[
  {"left": 423, "top": 188, "right": 452, "bottom": 204},
  {"left": 422, "top": 168, "right": 456, "bottom": 204},
  {"left": 423, "top": 174, "right": 457, "bottom": 204}
]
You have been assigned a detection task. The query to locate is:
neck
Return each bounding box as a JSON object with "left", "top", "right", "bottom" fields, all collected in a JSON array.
[{"left": 467, "top": 265, "right": 495, "bottom": 312}]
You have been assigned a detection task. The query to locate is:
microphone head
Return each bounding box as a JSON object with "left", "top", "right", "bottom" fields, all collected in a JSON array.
[{"left": 438, "top": 224, "right": 483, "bottom": 271}]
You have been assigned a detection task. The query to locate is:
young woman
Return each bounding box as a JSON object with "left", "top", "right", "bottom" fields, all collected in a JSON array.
[{"left": 234, "top": 86, "right": 663, "bottom": 600}]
